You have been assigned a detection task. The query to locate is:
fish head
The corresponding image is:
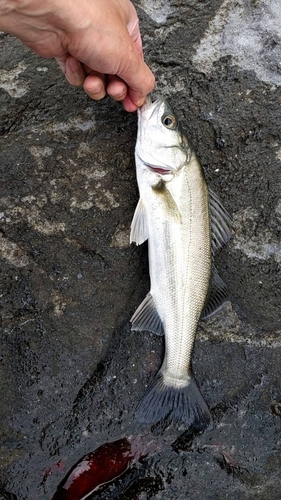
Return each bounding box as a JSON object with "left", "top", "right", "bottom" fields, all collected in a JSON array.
[{"left": 135, "top": 96, "right": 191, "bottom": 181}]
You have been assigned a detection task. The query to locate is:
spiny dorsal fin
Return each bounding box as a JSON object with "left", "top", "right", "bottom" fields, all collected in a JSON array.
[
  {"left": 130, "top": 198, "right": 148, "bottom": 246},
  {"left": 130, "top": 292, "right": 164, "bottom": 336},
  {"left": 201, "top": 265, "right": 228, "bottom": 319},
  {"left": 209, "top": 187, "right": 233, "bottom": 254}
]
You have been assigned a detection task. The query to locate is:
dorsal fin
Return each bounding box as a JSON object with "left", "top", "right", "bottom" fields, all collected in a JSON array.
[
  {"left": 209, "top": 187, "right": 233, "bottom": 254},
  {"left": 201, "top": 266, "right": 228, "bottom": 319}
]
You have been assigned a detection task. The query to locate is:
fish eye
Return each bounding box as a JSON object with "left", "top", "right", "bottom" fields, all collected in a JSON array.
[{"left": 162, "top": 114, "right": 177, "bottom": 129}]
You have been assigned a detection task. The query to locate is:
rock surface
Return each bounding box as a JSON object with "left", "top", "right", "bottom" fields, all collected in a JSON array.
[{"left": 0, "top": 1, "right": 280, "bottom": 498}]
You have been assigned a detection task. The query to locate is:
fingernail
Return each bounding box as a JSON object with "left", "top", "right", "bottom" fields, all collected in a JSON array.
[
  {"left": 134, "top": 97, "right": 146, "bottom": 107},
  {"left": 68, "top": 57, "right": 80, "bottom": 73}
]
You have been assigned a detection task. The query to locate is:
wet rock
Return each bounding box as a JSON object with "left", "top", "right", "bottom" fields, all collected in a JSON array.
[{"left": 0, "top": 1, "right": 280, "bottom": 498}]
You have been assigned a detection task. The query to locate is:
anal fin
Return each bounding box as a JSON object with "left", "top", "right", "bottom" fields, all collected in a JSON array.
[{"left": 130, "top": 292, "right": 164, "bottom": 336}]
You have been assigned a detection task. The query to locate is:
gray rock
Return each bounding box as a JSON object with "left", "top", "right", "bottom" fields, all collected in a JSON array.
[{"left": 0, "top": 1, "right": 280, "bottom": 498}]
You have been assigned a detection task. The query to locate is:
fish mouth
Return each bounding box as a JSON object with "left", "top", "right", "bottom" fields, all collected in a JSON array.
[
  {"left": 136, "top": 150, "right": 174, "bottom": 176},
  {"left": 140, "top": 96, "right": 163, "bottom": 121},
  {"left": 146, "top": 164, "right": 172, "bottom": 175}
]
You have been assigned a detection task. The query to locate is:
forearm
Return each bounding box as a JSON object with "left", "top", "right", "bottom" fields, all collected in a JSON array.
[
  {"left": 0, "top": 0, "right": 73, "bottom": 23},
  {"left": 0, "top": 0, "right": 155, "bottom": 110},
  {"left": 0, "top": 0, "right": 15, "bottom": 15},
  {"left": 0, "top": 0, "right": 47, "bottom": 31},
  {"left": 0, "top": 0, "right": 87, "bottom": 58},
  {"left": 0, "top": 0, "right": 18, "bottom": 29},
  {"left": 0, "top": 0, "right": 55, "bottom": 39}
]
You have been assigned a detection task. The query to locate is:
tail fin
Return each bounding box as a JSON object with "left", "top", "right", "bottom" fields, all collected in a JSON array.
[{"left": 135, "top": 371, "right": 212, "bottom": 430}]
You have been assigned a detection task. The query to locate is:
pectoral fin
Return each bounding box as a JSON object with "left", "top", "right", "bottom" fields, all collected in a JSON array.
[
  {"left": 130, "top": 292, "right": 164, "bottom": 335},
  {"left": 201, "top": 266, "right": 228, "bottom": 319},
  {"left": 130, "top": 198, "right": 148, "bottom": 245},
  {"left": 153, "top": 180, "right": 181, "bottom": 223},
  {"left": 209, "top": 188, "right": 233, "bottom": 254}
]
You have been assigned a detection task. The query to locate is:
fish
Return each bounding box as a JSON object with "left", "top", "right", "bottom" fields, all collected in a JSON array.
[{"left": 130, "top": 96, "right": 233, "bottom": 429}]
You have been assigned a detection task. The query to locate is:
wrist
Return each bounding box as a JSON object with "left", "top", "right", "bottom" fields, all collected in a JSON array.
[{"left": 0, "top": 0, "right": 38, "bottom": 34}]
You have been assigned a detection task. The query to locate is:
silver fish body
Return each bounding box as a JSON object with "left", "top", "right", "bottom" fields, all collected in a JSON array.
[{"left": 130, "top": 97, "right": 232, "bottom": 428}]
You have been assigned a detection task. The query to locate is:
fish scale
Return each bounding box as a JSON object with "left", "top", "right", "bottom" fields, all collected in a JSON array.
[{"left": 152, "top": 165, "right": 210, "bottom": 380}]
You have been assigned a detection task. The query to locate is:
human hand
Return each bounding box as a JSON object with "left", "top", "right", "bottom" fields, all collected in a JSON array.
[{"left": 0, "top": 0, "right": 155, "bottom": 111}]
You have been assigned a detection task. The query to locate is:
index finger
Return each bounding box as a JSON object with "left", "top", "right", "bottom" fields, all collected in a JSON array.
[{"left": 117, "top": 45, "right": 155, "bottom": 107}]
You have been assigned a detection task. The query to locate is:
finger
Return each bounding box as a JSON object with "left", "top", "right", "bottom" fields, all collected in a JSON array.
[
  {"left": 127, "top": 18, "right": 143, "bottom": 57},
  {"left": 65, "top": 56, "right": 86, "bottom": 86},
  {"left": 111, "top": 36, "right": 155, "bottom": 107},
  {"left": 122, "top": 93, "right": 138, "bottom": 113},
  {"left": 126, "top": 59, "right": 155, "bottom": 107},
  {"left": 133, "top": 31, "right": 143, "bottom": 57},
  {"left": 118, "top": 5, "right": 155, "bottom": 105},
  {"left": 55, "top": 55, "right": 67, "bottom": 75},
  {"left": 83, "top": 73, "right": 107, "bottom": 100},
  {"left": 107, "top": 75, "right": 127, "bottom": 102},
  {"left": 56, "top": 55, "right": 86, "bottom": 87}
]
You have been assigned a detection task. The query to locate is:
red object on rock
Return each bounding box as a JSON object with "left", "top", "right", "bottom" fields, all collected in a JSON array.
[{"left": 52, "top": 438, "right": 133, "bottom": 500}]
